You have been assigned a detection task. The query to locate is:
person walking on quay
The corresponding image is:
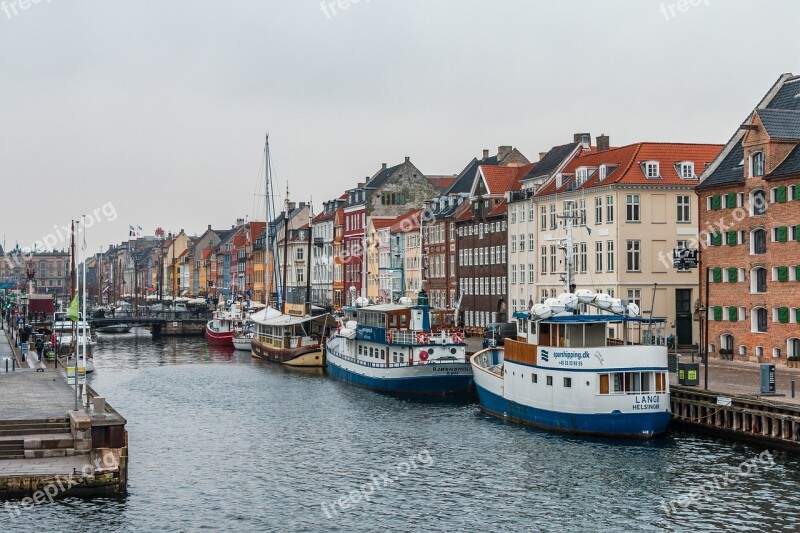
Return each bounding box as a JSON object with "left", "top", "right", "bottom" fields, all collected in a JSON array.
[{"left": 35, "top": 336, "right": 44, "bottom": 360}]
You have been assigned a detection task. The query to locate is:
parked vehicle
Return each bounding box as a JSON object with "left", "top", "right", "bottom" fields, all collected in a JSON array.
[{"left": 483, "top": 322, "right": 518, "bottom": 346}]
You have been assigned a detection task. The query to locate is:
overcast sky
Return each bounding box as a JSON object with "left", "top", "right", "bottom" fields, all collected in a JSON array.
[{"left": 1, "top": 0, "right": 798, "bottom": 254}]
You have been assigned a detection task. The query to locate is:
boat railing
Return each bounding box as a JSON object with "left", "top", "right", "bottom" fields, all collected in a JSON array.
[
  {"left": 387, "top": 329, "right": 465, "bottom": 346},
  {"left": 329, "top": 345, "right": 462, "bottom": 369}
]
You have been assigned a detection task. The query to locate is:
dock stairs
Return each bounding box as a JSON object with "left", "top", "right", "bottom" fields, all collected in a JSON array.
[{"left": 0, "top": 418, "right": 78, "bottom": 460}]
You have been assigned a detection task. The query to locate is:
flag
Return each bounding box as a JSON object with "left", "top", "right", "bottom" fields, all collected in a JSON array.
[
  {"left": 129, "top": 224, "right": 136, "bottom": 237},
  {"left": 137, "top": 225, "right": 143, "bottom": 237},
  {"left": 583, "top": 225, "right": 592, "bottom": 236},
  {"left": 66, "top": 293, "right": 79, "bottom": 322}
]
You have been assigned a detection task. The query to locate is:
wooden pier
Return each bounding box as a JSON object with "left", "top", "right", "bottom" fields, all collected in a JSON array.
[{"left": 670, "top": 354, "right": 800, "bottom": 450}]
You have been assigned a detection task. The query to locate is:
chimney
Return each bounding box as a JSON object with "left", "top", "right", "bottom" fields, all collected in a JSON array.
[
  {"left": 357, "top": 182, "right": 365, "bottom": 189},
  {"left": 404, "top": 156, "right": 410, "bottom": 163},
  {"left": 482, "top": 149, "right": 489, "bottom": 160},
  {"left": 539, "top": 152, "right": 548, "bottom": 161},
  {"left": 382, "top": 163, "right": 387, "bottom": 170},
  {"left": 597, "top": 134, "right": 610, "bottom": 152},
  {"left": 299, "top": 201, "right": 306, "bottom": 208},
  {"left": 208, "top": 224, "right": 211, "bottom": 230},
  {"left": 497, "top": 146, "right": 512, "bottom": 160},
  {"left": 574, "top": 133, "right": 591, "bottom": 151}
]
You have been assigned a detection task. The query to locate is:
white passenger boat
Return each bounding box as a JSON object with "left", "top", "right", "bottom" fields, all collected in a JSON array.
[{"left": 326, "top": 296, "right": 472, "bottom": 397}]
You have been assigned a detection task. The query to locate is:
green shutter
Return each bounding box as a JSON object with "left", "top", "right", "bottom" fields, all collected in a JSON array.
[
  {"left": 726, "top": 192, "right": 736, "bottom": 208},
  {"left": 778, "top": 266, "right": 788, "bottom": 282},
  {"left": 779, "top": 307, "right": 790, "bottom": 324},
  {"left": 796, "top": 225, "right": 800, "bottom": 241},
  {"left": 794, "top": 185, "right": 800, "bottom": 200},
  {"left": 777, "top": 186, "right": 788, "bottom": 203},
  {"left": 713, "top": 267, "right": 722, "bottom": 283},
  {"left": 726, "top": 231, "right": 737, "bottom": 246},
  {"left": 713, "top": 306, "right": 723, "bottom": 321},
  {"left": 712, "top": 231, "right": 722, "bottom": 246},
  {"left": 728, "top": 267, "right": 738, "bottom": 282},
  {"left": 711, "top": 195, "right": 721, "bottom": 210},
  {"left": 777, "top": 226, "right": 788, "bottom": 242},
  {"left": 796, "top": 265, "right": 800, "bottom": 280},
  {"left": 728, "top": 307, "right": 739, "bottom": 321}
]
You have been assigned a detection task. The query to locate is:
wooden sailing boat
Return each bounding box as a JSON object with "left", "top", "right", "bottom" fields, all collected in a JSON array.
[{"left": 250, "top": 135, "right": 330, "bottom": 366}]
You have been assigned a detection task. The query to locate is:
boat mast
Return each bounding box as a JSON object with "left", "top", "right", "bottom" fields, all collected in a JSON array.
[
  {"left": 305, "top": 201, "right": 313, "bottom": 315},
  {"left": 264, "top": 134, "right": 270, "bottom": 306},
  {"left": 281, "top": 191, "right": 289, "bottom": 314}
]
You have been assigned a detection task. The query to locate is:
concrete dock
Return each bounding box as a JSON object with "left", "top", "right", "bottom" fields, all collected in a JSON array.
[
  {"left": 0, "top": 328, "right": 128, "bottom": 499},
  {"left": 670, "top": 353, "right": 800, "bottom": 450}
]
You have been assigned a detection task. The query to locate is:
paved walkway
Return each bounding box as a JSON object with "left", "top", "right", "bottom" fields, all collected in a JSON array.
[
  {"left": 0, "top": 371, "right": 77, "bottom": 421},
  {"left": 671, "top": 355, "right": 800, "bottom": 406}
]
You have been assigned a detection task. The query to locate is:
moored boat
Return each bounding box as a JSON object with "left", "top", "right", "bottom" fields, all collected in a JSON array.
[
  {"left": 250, "top": 307, "right": 330, "bottom": 366},
  {"left": 325, "top": 297, "right": 472, "bottom": 396},
  {"left": 96, "top": 324, "right": 131, "bottom": 334},
  {"left": 471, "top": 291, "right": 671, "bottom": 439},
  {"left": 233, "top": 332, "right": 254, "bottom": 351},
  {"left": 205, "top": 303, "right": 247, "bottom": 346}
]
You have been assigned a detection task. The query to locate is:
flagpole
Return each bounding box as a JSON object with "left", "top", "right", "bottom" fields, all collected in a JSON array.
[{"left": 80, "top": 215, "right": 87, "bottom": 410}]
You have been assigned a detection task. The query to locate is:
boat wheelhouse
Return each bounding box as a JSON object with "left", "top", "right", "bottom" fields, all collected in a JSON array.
[
  {"left": 205, "top": 303, "right": 247, "bottom": 346},
  {"left": 472, "top": 308, "right": 671, "bottom": 439},
  {"left": 326, "top": 302, "right": 472, "bottom": 397}
]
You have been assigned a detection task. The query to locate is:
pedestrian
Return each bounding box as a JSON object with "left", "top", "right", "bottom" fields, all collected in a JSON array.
[{"left": 35, "top": 337, "right": 44, "bottom": 360}]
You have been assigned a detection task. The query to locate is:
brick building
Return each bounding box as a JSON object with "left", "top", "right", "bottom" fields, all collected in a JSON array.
[{"left": 697, "top": 73, "right": 800, "bottom": 362}]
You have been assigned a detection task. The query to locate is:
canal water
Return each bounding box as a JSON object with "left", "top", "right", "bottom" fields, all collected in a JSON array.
[{"left": 6, "top": 329, "right": 800, "bottom": 532}]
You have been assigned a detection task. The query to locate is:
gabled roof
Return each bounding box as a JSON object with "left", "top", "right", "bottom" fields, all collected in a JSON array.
[
  {"left": 756, "top": 108, "right": 800, "bottom": 140},
  {"left": 370, "top": 218, "right": 395, "bottom": 230},
  {"left": 478, "top": 162, "right": 537, "bottom": 195},
  {"left": 699, "top": 73, "right": 800, "bottom": 189},
  {"left": 366, "top": 163, "right": 402, "bottom": 189},
  {"left": 445, "top": 158, "right": 483, "bottom": 195},
  {"left": 389, "top": 208, "right": 423, "bottom": 234},
  {"left": 487, "top": 199, "right": 508, "bottom": 217},
  {"left": 537, "top": 143, "right": 721, "bottom": 196},
  {"left": 426, "top": 175, "right": 456, "bottom": 191},
  {"left": 521, "top": 142, "right": 579, "bottom": 182},
  {"left": 313, "top": 210, "right": 335, "bottom": 223},
  {"left": 767, "top": 144, "right": 800, "bottom": 179}
]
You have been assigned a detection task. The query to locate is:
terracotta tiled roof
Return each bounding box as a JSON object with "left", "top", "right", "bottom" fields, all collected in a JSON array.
[
  {"left": 201, "top": 249, "right": 213, "bottom": 259},
  {"left": 371, "top": 218, "right": 395, "bottom": 230},
  {"left": 536, "top": 143, "right": 722, "bottom": 196},
  {"left": 389, "top": 209, "right": 423, "bottom": 234},
  {"left": 313, "top": 211, "right": 335, "bottom": 223},
  {"left": 454, "top": 206, "right": 474, "bottom": 223},
  {"left": 426, "top": 175, "right": 456, "bottom": 191},
  {"left": 479, "top": 163, "right": 536, "bottom": 194},
  {"left": 487, "top": 199, "right": 507, "bottom": 217}
]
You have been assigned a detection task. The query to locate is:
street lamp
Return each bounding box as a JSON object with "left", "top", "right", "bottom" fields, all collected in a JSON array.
[{"left": 696, "top": 303, "right": 707, "bottom": 390}]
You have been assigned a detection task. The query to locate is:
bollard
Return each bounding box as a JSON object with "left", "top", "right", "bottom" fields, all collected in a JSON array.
[
  {"left": 12, "top": 358, "right": 15, "bottom": 372},
  {"left": 793, "top": 379, "right": 796, "bottom": 399},
  {"left": 4, "top": 359, "right": 7, "bottom": 373}
]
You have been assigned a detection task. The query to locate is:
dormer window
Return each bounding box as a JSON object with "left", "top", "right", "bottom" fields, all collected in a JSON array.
[
  {"left": 644, "top": 161, "right": 660, "bottom": 179},
  {"left": 599, "top": 165, "right": 607, "bottom": 181},
  {"left": 750, "top": 151, "right": 765, "bottom": 177},
  {"left": 556, "top": 174, "right": 565, "bottom": 188},
  {"left": 576, "top": 168, "right": 588, "bottom": 187},
  {"left": 679, "top": 162, "right": 695, "bottom": 179}
]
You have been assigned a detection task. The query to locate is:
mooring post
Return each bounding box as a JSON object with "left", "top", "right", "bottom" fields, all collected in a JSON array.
[
  {"left": 792, "top": 379, "right": 796, "bottom": 399},
  {"left": 4, "top": 358, "right": 7, "bottom": 373},
  {"left": 12, "top": 358, "right": 15, "bottom": 372}
]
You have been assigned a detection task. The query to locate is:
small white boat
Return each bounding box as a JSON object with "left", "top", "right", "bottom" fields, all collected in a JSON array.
[
  {"left": 96, "top": 324, "right": 131, "bottom": 334},
  {"left": 233, "top": 332, "right": 253, "bottom": 351}
]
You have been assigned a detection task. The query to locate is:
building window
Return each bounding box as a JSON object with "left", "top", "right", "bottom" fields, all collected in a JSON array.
[
  {"left": 645, "top": 161, "right": 660, "bottom": 178},
  {"left": 579, "top": 243, "right": 587, "bottom": 273},
  {"left": 595, "top": 197, "right": 602, "bottom": 224},
  {"left": 626, "top": 194, "right": 640, "bottom": 222},
  {"left": 606, "top": 195, "right": 614, "bottom": 223},
  {"left": 550, "top": 245, "right": 556, "bottom": 273},
  {"left": 680, "top": 162, "right": 695, "bottom": 179},
  {"left": 528, "top": 264, "right": 535, "bottom": 283},
  {"left": 540, "top": 205, "right": 547, "bottom": 230},
  {"left": 677, "top": 195, "right": 690, "bottom": 223},
  {"left": 541, "top": 246, "right": 547, "bottom": 274},
  {"left": 626, "top": 240, "right": 640, "bottom": 272},
  {"left": 511, "top": 265, "right": 516, "bottom": 284},
  {"left": 752, "top": 307, "right": 768, "bottom": 333},
  {"left": 750, "top": 151, "right": 765, "bottom": 178},
  {"left": 607, "top": 241, "right": 615, "bottom": 273},
  {"left": 519, "top": 234, "right": 525, "bottom": 252},
  {"left": 599, "top": 165, "right": 607, "bottom": 181},
  {"left": 750, "top": 189, "right": 766, "bottom": 216},
  {"left": 676, "top": 240, "right": 690, "bottom": 272},
  {"left": 529, "top": 234, "right": 535, "bottom": 251},
  {"left": 751, "top": 267, "right": 767, "bottom": 294},
  {"left": 519, "top": 264, "right": 526, "bottom": 285},
  {"left": 550, "top": 204, "right": 557, "bottom": 229},
  {"left": 750, "top": 229, "right": 767, "bottom": 255},
  {"left": 595, "top": 241, "right": 603, "bottom": 273},
  {"left": 627, "top": 289, "right": 641, "bottom": 309}
]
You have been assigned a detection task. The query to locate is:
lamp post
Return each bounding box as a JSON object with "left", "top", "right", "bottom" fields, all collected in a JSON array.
[{"left": 697, "top": 303, "right": 707, "bottom": 390}]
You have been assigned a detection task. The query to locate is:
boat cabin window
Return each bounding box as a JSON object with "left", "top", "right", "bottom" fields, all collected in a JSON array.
[
  {"left": 388, "top": 311, "right": 410, "bottom": 330},
  {"left": 563, "top": 377, "right": 572, "bottom": 388},
  {"left": 599, "top": 372, "right": 667, "bottom": 395},
  {"left": 546, "top": 376, "right": 553, "bottom": 386},
  {"left": 532, "top": 373, "right": 538, "bottom": 384}
]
